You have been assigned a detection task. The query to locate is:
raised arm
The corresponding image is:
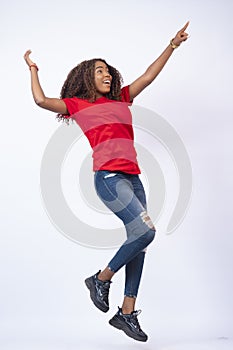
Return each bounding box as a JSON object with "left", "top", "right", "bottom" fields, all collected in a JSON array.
[
  {"left": 24, "top": 50, "right": 68, "bottom": 114},
  {"left": 129, "top": 22, "right": 190, "bottom": 100}
]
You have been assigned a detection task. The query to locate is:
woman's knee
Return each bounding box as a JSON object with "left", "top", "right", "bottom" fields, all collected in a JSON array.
[{"left": 140, "top": 210, "right": 156, "bottom": 243}]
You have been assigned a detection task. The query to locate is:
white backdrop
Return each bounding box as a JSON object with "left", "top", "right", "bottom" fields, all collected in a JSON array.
[{"left": 1, "top": 0, "right": 233, "bottom": 349}]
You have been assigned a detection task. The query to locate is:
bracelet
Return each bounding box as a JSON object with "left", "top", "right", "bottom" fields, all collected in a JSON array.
[
  {"left": 170, "top": 38, "right": 180, "bottom": 49},
  {"left": 29, "top": 64, "right": 39, "bottom": 71}
]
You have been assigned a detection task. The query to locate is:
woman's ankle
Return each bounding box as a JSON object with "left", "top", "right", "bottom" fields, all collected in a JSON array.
[
  {"left": 121, "top": 307, "right": 134, "bottom": 315},
  {"left": 98, "top": 267, "right": 114, "bottom": 282},
  {"left": 121, "top": 296, "right": 136, "bottom": 314}
]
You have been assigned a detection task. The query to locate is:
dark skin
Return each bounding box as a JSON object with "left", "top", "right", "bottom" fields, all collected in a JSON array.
[
  {"left": 24, "top": 22, "right": 189, "bottom": 112},
  {"left": 24, "top": 21, "right": 189, "bottom": 314}
]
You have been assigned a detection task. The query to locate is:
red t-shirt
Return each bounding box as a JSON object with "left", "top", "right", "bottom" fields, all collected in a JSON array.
[{"left": 62, "top": 86, "right": 141, "bottom": 174}]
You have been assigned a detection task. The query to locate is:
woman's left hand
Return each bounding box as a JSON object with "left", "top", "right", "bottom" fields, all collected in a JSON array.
[{"left": 173, "top": 21, "right": 190, "bottom": 46}]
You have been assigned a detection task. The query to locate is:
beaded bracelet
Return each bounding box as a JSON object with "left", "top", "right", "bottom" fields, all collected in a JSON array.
[{"left": 29, "top": 64, "right": 39, "bottom": 71}]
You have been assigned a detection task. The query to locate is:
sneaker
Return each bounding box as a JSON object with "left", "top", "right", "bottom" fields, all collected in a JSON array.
[
  {"left": 85, "top": 270, "right": 111, "bottom": 313},
  {"left": 109, "top": 307, "right": 148, "bottom": 342}
]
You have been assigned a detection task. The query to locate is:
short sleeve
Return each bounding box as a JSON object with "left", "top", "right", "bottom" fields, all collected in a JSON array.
[
  {"left": 62, "top": 97, "right": 80, "bottom": 116},
  {"left": 120, "top": 85, "right": 133, "bottom": 104}
]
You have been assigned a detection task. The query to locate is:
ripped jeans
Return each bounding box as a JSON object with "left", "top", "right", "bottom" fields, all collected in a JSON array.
[{"left": 94, "top": 170, "right": 156, "bottom": 298}]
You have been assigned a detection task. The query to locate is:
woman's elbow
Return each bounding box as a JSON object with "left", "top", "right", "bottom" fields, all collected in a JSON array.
[
  {"left": 145, "top": 74, "right": 154, "bottom": 86},
  {"left": 34, "top": 96, "right": 46, "bottom": 107}
]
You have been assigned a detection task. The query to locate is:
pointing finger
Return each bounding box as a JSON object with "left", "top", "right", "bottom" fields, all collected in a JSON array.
[{"left": 180, "top": 21, "right": 190, "bottom": 32}]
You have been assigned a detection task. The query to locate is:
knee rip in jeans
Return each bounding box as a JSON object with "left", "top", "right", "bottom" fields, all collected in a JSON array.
[{"left": 140, "top": 211, "right": 155, "bottom": 230}]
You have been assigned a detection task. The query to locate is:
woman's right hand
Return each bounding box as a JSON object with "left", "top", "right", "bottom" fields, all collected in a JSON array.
[
  {"left": 23, "top": 49, "right": 68, "bottom": 115},
  {"left": 24, "top": 49, "right": 36, "bottom": 68}
]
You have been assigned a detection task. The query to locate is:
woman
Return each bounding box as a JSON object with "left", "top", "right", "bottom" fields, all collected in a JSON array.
[{"left": 24, "top": 22, "right": 189, "bottom": 342}]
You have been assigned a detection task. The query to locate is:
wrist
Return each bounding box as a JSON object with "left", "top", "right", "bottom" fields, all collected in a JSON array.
[
  {"left": 170, "top": 38, "right": 180, "bottom": 49},
  {"left": 29, "top": 64, "right": 39, "bottom": 71}
]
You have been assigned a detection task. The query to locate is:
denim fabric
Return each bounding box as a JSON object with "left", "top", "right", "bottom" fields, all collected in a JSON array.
[{"left": 94, "top": 170, "right": 155, "bottom": 297}]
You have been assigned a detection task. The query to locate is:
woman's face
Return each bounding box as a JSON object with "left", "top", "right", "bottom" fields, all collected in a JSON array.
[{"left": 94, "top": 61, "right": 112, "bottom": 98}]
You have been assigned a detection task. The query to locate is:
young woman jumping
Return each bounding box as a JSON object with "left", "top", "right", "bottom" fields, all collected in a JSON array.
[{"left": 24, "top": 22, "right": 189, "bottom": 342}]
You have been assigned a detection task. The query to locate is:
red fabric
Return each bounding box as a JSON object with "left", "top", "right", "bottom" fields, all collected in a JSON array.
[{"left": 62, "top": 86, "right": 141, "bottom": 174}]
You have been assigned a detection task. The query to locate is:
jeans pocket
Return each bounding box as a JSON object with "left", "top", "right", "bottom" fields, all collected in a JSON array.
[{"left": 103, "top": 172, "right": 117, "bottom": 179}]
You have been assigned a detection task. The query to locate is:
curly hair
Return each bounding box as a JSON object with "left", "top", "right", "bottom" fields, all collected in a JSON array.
[{"left": 57, "top": 58, "right": 123, "bottom": 123}]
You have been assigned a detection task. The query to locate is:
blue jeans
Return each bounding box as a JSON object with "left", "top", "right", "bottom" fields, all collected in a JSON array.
[{"left": 94, "top": 170, "right": 156, "bottom": 298}]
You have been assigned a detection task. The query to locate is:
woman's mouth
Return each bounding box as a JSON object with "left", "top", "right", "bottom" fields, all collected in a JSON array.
[{"left": 103, "top": 79, "right": 111, "bottom": 85}]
